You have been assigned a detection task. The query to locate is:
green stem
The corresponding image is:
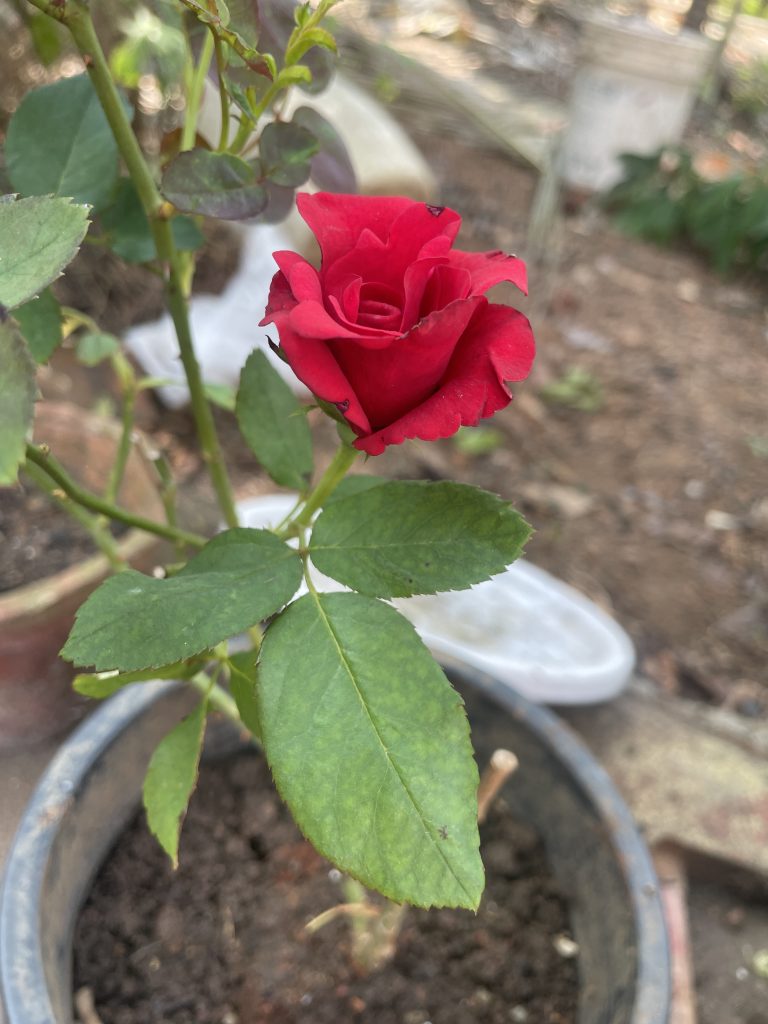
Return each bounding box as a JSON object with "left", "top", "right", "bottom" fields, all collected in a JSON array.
[
  {"left": 24, "top": 462, "right": 126, "bottom": 571},
  {"left": 212, "top": 30, "right": 231, "bottom": 150},
  {"left": 294, "top": 444, "right": 359, "bottom": 529},
  {"left": 182, "top": 27, "right": 215, "bottom": 152},
  {"left": 187, "top": 671, "right": 242, "bottom": 723},
  {"left": 25, "top": 444, "right": 208, "bottom": 549},
  {"left": 104, "top": 381, "right": 136, "bottom": 506},
  {"left": 155, "top": 217, "right": 239, "bottom": 527},
  {"left": 65, "top": 5, "right": 164, "bottom": 219},
  {"left": 227, "top": 108, "right": 255, "bottom": 155},
  {"left": 51, "top": 1, "right": 239, "bottom": 529}
]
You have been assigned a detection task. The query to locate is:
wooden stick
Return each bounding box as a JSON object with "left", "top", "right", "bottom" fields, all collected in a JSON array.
[{"left": 477, "top": 749, "right": 519, "bottom": 824}]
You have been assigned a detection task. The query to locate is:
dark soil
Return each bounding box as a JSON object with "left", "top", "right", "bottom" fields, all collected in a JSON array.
[
  {"left": 0, "top": 486, "right": 99, "bottom": 593},
  {"left": 74, "top": 752, "right": 578, "bottom": 1024}
]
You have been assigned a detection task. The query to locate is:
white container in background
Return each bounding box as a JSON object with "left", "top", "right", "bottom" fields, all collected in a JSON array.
[
  {"left": 236, "top": 493, "right": 636, "bottom": 706},
  {"left": 561, "top": 15, "right": 712, "bottom": 192}
]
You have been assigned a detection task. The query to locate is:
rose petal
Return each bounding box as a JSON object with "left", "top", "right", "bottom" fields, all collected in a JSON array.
[
  {"left": 400, "top": 256, "right": 450, "bottom": 331},
  {"left": 415, "top": 264, "right": 472, "bottom": 323},
  {"left": 447, "top": 249, "right": 528, "bottom": 296},
  {"left": 261, "top": 270, "right": 295, "bottom": 324},
  {"left": 289, "top": 301, "right": 396, "bottom": 347},
  {"left": 330, "top": 296, "right": 484, "bottom": 431},
  {"left": 273, "top": 251, "right": 323, "bottom": 303},
  {"left": 269, "top": 311, "right": 371, "bottom": 435},
  {"left": 354, "top": 301, "right": 534, "bottom": 455},
  {"left": 297, "top": 193, "right": 412, "bottom": 269},
  {"left": 323, "top": 200, "right": 462, "bottom": 302}
]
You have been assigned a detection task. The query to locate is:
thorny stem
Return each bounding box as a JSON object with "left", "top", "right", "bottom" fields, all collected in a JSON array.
[
  {"left": 30, "top": 0, "right": 240, "bottom": 529},
  {"left": 23, "top": 462, "right": 126, "bottom": 572},
  {"left": 25, "top": 444, "right": 208, "bottom": 550}
]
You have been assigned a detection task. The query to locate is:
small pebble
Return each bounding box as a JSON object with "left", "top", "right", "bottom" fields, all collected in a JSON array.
[
  {"left": 736, "top": 966, "right": 749, "bottom": 981},
  {"left": 705, "top": 509, "right": 739, "bottom": 531},
  {"left": 553, "top": 934, "right": 579, "bottom": 958},
  {"left": 510, "top": 1006, "right": 529, "bottom": 1023}
]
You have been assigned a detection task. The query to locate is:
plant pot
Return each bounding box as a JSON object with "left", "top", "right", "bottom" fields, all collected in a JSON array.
[
  {"left": 0, "top": 662, "right": 670, "bottom": 1023},
  {"left": 561, "top": 14, "right": 712, "bottom": 191},
  {"left": 0, "top": 403, "right": 165, "bottom": 751}
]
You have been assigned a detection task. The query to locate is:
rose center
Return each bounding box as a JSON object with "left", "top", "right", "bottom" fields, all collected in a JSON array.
[{"left": 356, "top": 283, "right": 402, "bottom": 330}]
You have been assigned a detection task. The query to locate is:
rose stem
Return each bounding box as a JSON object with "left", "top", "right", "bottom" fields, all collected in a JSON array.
[
  {"left": 27, "top": 0, "right": 239, "bottom": 529},
  {"left": 477, "top": 749, "right": 519, "bottom": 824},
  {"left": 24, "top": 444, "right": 207, "bottom": 549},
  {"left": 292, "top": 443, "right": 360, "bottom": 531}
]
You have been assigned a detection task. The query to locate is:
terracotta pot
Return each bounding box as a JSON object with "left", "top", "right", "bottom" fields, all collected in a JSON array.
[
  {"left": 0, "top": 403, "right": 165, "bottom": 751},
  {"left": 0, "top": 664, "right": 671, "bottom": 1023}
]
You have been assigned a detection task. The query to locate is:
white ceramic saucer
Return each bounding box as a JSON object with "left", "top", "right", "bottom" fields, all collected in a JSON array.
[{"left": 235, "top": 492, "right": 635, "bottom": 706}]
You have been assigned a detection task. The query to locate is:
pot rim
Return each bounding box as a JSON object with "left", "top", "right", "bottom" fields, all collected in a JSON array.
[{"left": 0, "top": 665, "right": 670, "bottom": 1024}]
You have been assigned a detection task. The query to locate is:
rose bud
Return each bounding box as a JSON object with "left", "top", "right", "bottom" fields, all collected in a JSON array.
[{"left": 260, "top": 193, "right": 535, "bottom": 455}]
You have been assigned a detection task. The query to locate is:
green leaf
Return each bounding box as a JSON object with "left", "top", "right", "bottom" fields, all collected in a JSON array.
[
  {"left": 13, "top": 289, "right": 61, "bottom": 363},
  {"left": 203, "top": 381, "right": 236, "bottom": 411},
  {"left": 143, "top": 698, "right": 208, "bottom": 867},
  {"left": 62, "top": 528, "right": 303, "bottom": 671},
  {"left": 258, "top": 592, "right": 483, "bottom": 908},
  {"left": 110, "top": 9, "right": 187, "bottom": 92},
  {"left": 292, "top": 106, "right": 357, "bottom": 193},
  {"left": 228, "top": 650, "right": 262, "bottom": 740},
  {"left": 325, "top": 475, "right": 386, "bottom": 504},
  {"left": 0, "top": 195, "right": 90, "bottom": 309},
  {"left": 275, "top": 65, "right": 313, "bottom": 88},
  {"left": 0, "top": 315, "right": 36, "bottom": 486},
  {"left": 73, "top": 661, "right": 199, "bottom": 699},
  {"left": 162, "top": 150, "right": 268, "bottom": 221},
  {"left": 76, "top": 331, "right": 120, "bottom": 366},
  {"left": 310, "top": 481, "right": 532, "bottom": 598},
  {"left": 259, "top": 121, "right": 318, "bottom": 187},
  {"left": 6, "top": 74, "right": 120, "bottom": 210},
  {"left": 288, "top": 26, "right": 337, "bottom": 63},
  {"left": 101, "top": 179, "right": 203, "bottom": 263},
  {"left": 236, "top": 349, "right": 313, "bottom": 490}
]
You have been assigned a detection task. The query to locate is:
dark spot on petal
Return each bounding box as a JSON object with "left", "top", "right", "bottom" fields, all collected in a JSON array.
[
  {"left": 425, "top": 204, "right": 445, "bottom": 217},
  {"left": 336, "top": 399, "right": 350, "bottom": 413}
]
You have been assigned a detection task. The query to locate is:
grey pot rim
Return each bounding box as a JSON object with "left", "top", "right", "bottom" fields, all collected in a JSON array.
[{"left": 0, "top": 663, "right": 670, "bottom": 1024}]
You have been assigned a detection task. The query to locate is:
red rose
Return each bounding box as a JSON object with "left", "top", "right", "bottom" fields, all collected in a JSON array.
[{"left": 260, "top": 193, "right": 535, "bottom": 456}]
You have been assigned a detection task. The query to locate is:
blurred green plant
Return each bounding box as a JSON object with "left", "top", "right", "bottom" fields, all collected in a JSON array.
[
  {"left": 747, "top": 435, "right": 768, "bottom": 459},
  {"left": 728, "top": 56, "right": 768, "bottom": 123},
  {"left": 539, "top": 368, "right": 603, "bottom": 413},
  {"left": 605, "top": 147, "right": 768, "bottom": 275},
  {"left": 452, "top": 425, "right": 505, "bottom": 457}
]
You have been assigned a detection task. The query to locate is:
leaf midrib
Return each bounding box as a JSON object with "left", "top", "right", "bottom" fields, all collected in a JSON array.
[{"left": 310, "top": 592, "right": 475, "bottom": 904}]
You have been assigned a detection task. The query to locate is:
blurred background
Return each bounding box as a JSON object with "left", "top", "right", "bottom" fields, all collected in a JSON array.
[{"left": 0, "top": 3, "right": 766, "bottom": 1020}]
